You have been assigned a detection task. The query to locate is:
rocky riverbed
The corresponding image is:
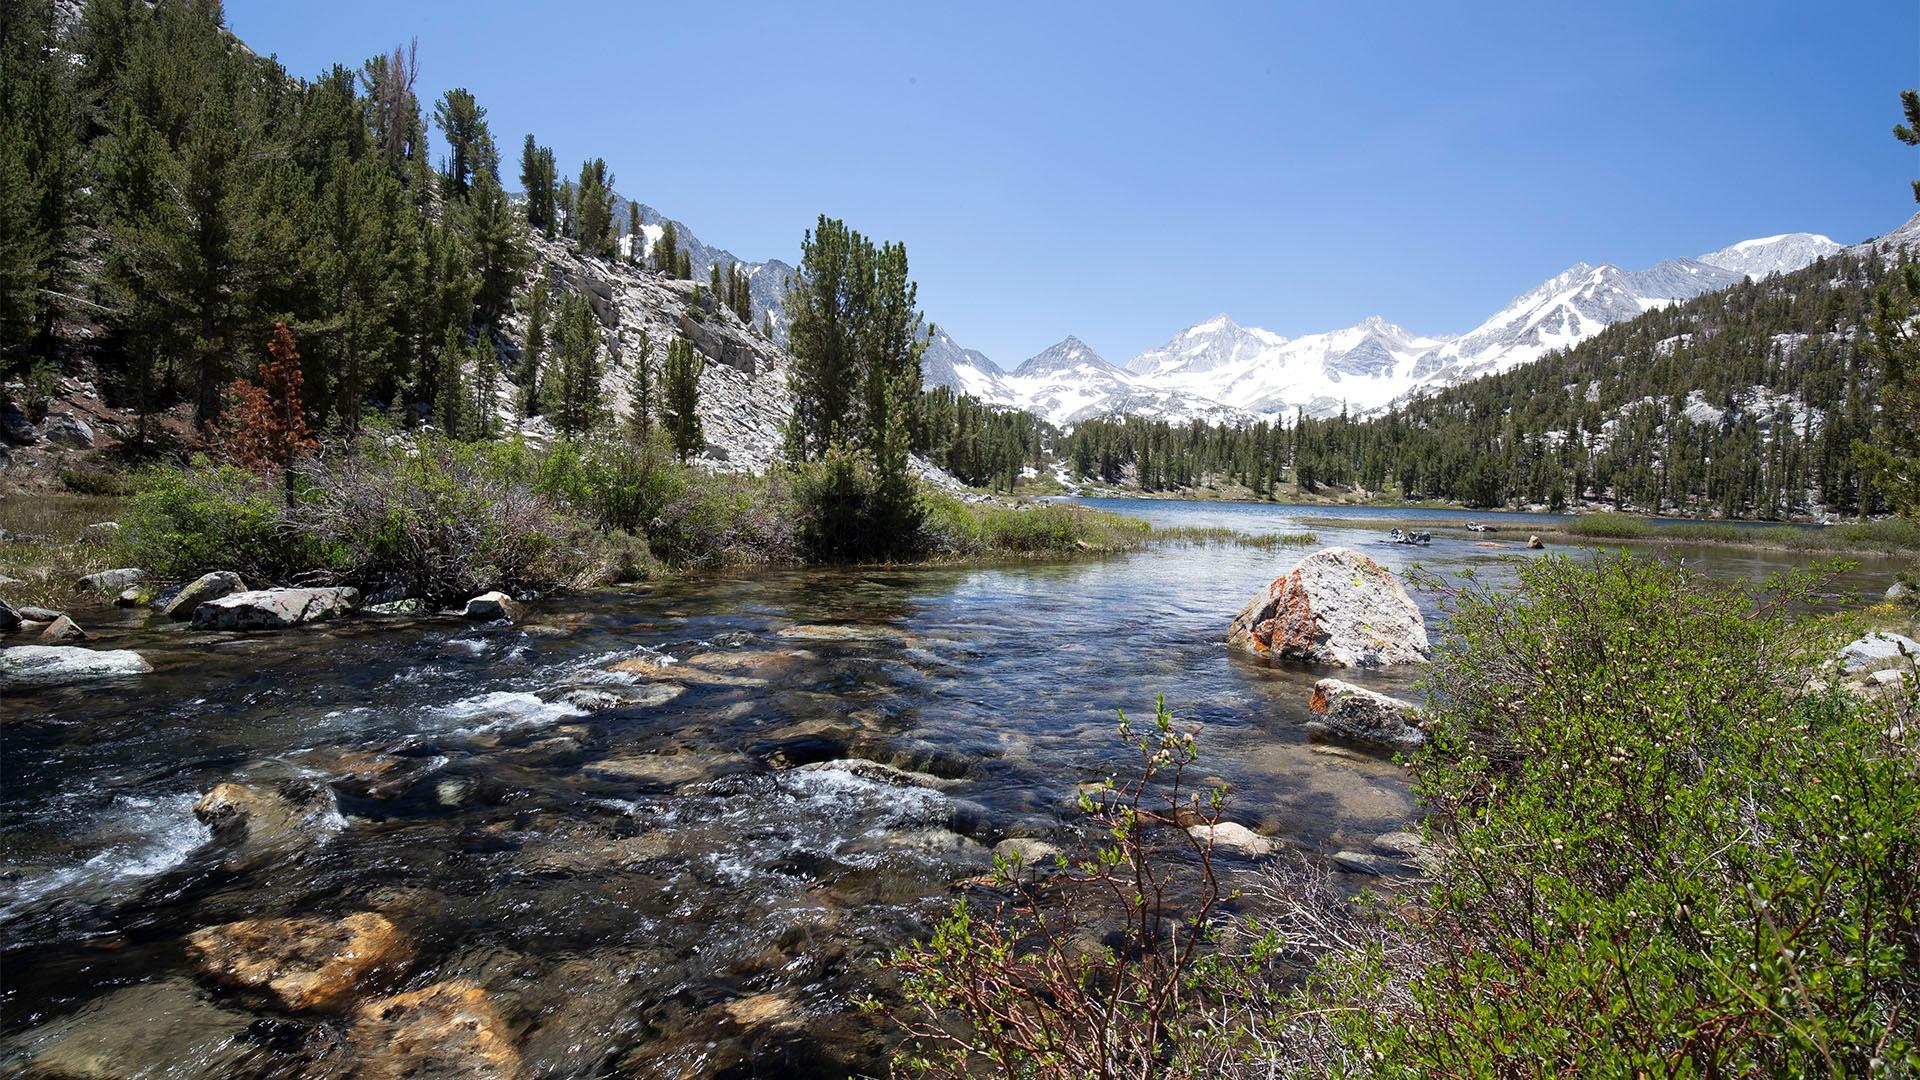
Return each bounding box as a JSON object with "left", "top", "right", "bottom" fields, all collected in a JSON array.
[{"left": 1, "top": 501, "right": 1906, "bottom": 1077}]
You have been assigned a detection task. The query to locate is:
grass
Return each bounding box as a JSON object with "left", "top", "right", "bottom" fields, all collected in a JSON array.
[
  {"left": 0, "top": 493, "right": 125, "bottom": 610},
  {"left": 1559, "top": 511, "right": 1920, "bottom": 553}
]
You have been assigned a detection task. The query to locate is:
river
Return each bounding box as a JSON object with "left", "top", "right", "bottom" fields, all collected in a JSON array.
[{"left": 0, "top": 499, "right": 1901, "bottom": 1076}]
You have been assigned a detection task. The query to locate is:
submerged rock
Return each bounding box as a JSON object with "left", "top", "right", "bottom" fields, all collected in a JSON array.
[
  {"left": 1307, "top": 678, "right": 1426, "bottom": 749},
  {"left": 193, "top": 779, "right": 342, "bottom": 869},
  {"left": 606, "top": 654, "right": 767, "bottom": 687},
  {"left": 191, "top": 586, "right": 360, "bottom": 630},
  {"left": 160, "top": 571, "right": 246, "bottom": 621},
  {"left": 462, "top": 591, "right": 519, "bottom": 622},
  {"left": 793, "top": 757, "right": 959, "bottom": 791},
  {"left": 76, "top": 568, "right": 145, "bottom": 595},
  {"left": 186, "top": 912, "right": 414, "bottom": 1012},
  {"left": 0, "top": 644, "right": 151, "bottom": 688},
  {"left": 1227, "top": 547, "right": 1429, "bottom": 667},
  {"left": 2, "top": 979, "right": 255, "bottom": 1080},
  {"left": 992, "top": 837, "right": 1066, "bottom": 867},
  {"left": 349, "top": 980, "right": 523, "bottom": 1080},
  {"left": 540, "top": 681, "right": 686, "bottom": 712}
]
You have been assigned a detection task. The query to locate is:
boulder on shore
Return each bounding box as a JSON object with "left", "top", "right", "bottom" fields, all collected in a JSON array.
[
  {"left": 186, "top": 912, "right": 414, "bottom": 1012},
  {"left": 161, "top": 571, "right": 247, "bottom": 621},
  {"left": 1227, "top": 547, "right": 1430, "bottom": 667},
  {"left": 191, "top": 586, "right": 360, "bottom": 630},
  {"left": 462, "top": 591, "right": 518, "bottom": 622},
  {"left": 0, "top": 597, "right": 19, "bottom": 630},
  {"left": 1835, "top": 630, "right": 1918, "bottom": 675},
  {"left": 1307, "top": 678, "right": 1426, "bottom": 749},
  {"left": 0, "top": 644, "right": 151, "bottom": 688},
  {"left": 76, "top": 567, "right": 146, "bottom": 595}
]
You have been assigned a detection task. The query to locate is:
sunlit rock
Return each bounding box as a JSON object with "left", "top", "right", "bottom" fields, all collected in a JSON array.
[
  {"left": 191, "top": 586, "right": 360, "bottom": 630},
  {"left": 186, "top": 912, "right": 413, "bottom": 1012},
  {"left": 1227, "top": 547, "right": 1429, "bottom": 667},
  {"left": 0, "top": 644, "right": 150, "bottom": 688}
]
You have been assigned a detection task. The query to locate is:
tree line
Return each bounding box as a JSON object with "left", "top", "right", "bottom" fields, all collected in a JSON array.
[{"left": 1061, "top": 248, "right": 1917, "bottom": 518}]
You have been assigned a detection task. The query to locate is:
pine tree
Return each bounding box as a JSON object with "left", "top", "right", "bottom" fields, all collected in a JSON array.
[
  {"left": 518, "top": 279, "right": 548, "bottom": 416},
  {"left": 548, "top": 290, "right": 602, "bottom": 436},
  {"left": 433, "top": 325, "right": 469, "bottom": 438},
  {"left": 1856, "top": 91, "right": 1920, "bottom": 523},
  {"left": 627, "top": 202, "right": 642, "bottom": 265},
  {"left": 432, "top": 88, "right": 489, "bottom": 200},
  {"left": 662, "top": 337, "right": 705, "bottom": 462},
  {"left": 469, "top": 334, "right": 497, "bottom": 439},
  {"left": 0, "top": 1, "right": 81, "bottom": 371},
  {"left": 626, "top": 328, "right": 655, "bottom": 444},
  {"left": 653, "top": 221, "right": 679, "bottom": 275},
  {"left": 784, "top": 216, "right": 859, "bottom": 458},
  {"left": 458, "top": 169, "right": 525, "bottom": 324},
  {"left": 675, "top": 249, "right": 691, "bottom": 280},
  {"left": 709, "top": 261, "right": 722, "bottom": 295},
  {"left": 574, "top": 158, "right": 615, "bottom": 257},
  {"left": 220, "top": 322, "right": 317, "bottom": 506}
]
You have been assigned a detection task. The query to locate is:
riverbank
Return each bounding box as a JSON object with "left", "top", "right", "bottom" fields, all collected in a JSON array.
[
  {"left": 1288, "top": 510, "right": 1920, "bottom": 557},
  {"left": 0, "top": 440, "right": 1320, "bottom": 636}
]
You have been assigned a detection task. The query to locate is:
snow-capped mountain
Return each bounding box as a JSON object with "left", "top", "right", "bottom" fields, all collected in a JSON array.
[
  {"left": 922, "top": 326, "right": 1009, "bottom": 400},
  {"left": 1130, "top": 314, "right": 1451, "bottom": 416},
  {"left": 1698, "top": 232, "right": 1841, "bottom": 279},
  {"left": 965, "top": 229, "right": 1847, "bottom": 424}
]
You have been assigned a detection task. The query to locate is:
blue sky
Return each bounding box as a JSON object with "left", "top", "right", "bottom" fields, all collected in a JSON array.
[{"left": 226, "top": 1, "right": 1918, "bottom": 367}]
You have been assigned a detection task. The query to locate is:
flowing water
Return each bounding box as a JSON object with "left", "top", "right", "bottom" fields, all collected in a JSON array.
[{"left": 0, "top": 499, "right": 1901, "bottom": 1077}]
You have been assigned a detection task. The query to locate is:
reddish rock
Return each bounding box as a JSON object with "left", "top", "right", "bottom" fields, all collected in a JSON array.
[
  {"left": 1228, "top": 547, "right": 1429, "bottom": 667},
  {"left": 185, "top": 912, "right": 413, "bottom": 1011}
]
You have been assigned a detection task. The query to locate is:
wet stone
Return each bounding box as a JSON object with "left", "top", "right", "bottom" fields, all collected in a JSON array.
[
  {"left": 348, "top": 979, "right": 523, "bottom": 1080},
  {"left": 1, "top": 978, "right": 257, "bottom": 1080},
  {"left": 185, "top": 911, "right": 414, "bottom": 1012}
]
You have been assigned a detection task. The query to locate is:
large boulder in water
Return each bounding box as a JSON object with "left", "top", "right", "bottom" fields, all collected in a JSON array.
[
  {"left": 186, "top": 912, "right": 414, "bottom": 1012},
  {"left": 1228, "top": 547, "right": 1430, "bottom": 667},
  {"left": 191, "top": 586, "right": 360, "bottom": 630},
  {"left": 0, "top": 644, "right": 151, "bottom": 688}
]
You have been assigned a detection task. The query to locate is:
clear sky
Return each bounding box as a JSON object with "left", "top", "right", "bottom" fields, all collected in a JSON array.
[{"left": 224, "top": 1, "right": 1918, "bottom": 367}]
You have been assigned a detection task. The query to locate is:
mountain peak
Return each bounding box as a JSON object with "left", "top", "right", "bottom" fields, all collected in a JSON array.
[
  {"left": 1698, "top": 232, "right": 1842, "bottom": 279},
  {"left": 1015, "top": 336, "right": 1119, "bottom": 377}
]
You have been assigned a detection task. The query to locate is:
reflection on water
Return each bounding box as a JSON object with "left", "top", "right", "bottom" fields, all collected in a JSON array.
[{"left": 0, "top": 498, "right": 1900, "bottom": 1075}]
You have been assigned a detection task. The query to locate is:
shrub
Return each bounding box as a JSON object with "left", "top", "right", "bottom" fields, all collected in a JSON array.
[
  {"left": 878, "top": 697, "right": 1273, "bottom": 1078},
  {"left": 1288, "top": 553, "right": 1920, "bottom": 1076},
  {"left": 790, "top": 443, "right": 926, "bottom": 562},
  {"left": 292, "top": 437, "right": 601, "bottom": 601},
  {"left": 119, "top": 461, "right": 323, "bottom": 583}
]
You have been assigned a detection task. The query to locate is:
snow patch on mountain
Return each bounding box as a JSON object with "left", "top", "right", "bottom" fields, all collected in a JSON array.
[{"left": 1697, "top": 232, "right": 1841, "bottom": 279}]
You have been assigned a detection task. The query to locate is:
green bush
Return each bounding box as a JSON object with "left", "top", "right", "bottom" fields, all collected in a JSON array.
[
  {"left": 119, "top": 461, "right": 328, "bottom": 583},
  {"left": 790, "top": 443, "right": 926, "bottom": 562},
  {"left": 1299, "top": 553, "right": 1920, "bottom": 1076},
  {"left": 292, "top": 437, "right": 603, "bottom": 601}
]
